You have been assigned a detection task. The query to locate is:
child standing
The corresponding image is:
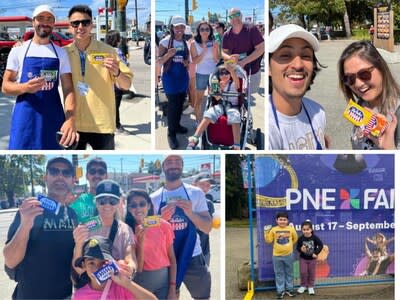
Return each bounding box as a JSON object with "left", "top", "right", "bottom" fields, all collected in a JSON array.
[
  {"left": 296, "top": 220, "right": 323, "bottom": 295},
  {"left": 265, "top": 212, "right": 298, "bottom": 299}
]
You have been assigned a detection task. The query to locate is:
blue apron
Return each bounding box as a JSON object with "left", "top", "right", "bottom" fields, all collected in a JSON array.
[
  {"left": 158, "top": 186, "right": 197, "bottom": 288},
  {"left": 162, "top": 43, "right": 189, "bottom": 95},
  {"left": 9, "top": 40, "right": 64, "bottom": 150}
]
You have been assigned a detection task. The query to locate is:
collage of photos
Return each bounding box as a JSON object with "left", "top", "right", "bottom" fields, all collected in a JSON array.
[{"left": 0, "top": 0, "right": 398, "bottom": 300}]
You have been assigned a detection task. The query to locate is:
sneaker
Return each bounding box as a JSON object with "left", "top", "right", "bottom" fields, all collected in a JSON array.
[
  {"left": 276, "top": 291, "right": 285, "bottom": 299},
  {"left": 308, "top": 287, "right": 315, "bottom": 295},
  {"left": 176, "top": 126, "right": 188, "bottom": 134},
  {"left": 167, "top": 135, "right": 179, "bottom": 149},
  {"left": 297, "top": 286, "right": 306, "bottom": 294},
  {"left": 186, "top": 136, "right": 199, "bottom": 150},
  {"left": 183, "top": 105, "right": 194, "bottom": 114},
  {"left": 285, "top": 290, "right": 296, "bottom": 297}
]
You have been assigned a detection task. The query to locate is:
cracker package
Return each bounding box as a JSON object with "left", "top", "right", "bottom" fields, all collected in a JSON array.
[{"left": 88, "top": 53, "right": 109, "bottom": 64}]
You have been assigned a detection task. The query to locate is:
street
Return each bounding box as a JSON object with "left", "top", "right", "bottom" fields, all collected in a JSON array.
[
  {"left": 0, "top": 40, "right": 151, "bottom": 150},
  {"left": 304, "top": 39, "right": 400, "bottom": 149},
  {"left": 155, "top": 66, "right": 265, "bottom": 150},
  {"left": 0, "top": 204, "right": 221, "bottom": 299}
]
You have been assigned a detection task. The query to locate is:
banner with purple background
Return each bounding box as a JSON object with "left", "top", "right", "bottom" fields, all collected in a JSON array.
[{"left": 254, "top": 154, "right": 394, "bottom": 281}]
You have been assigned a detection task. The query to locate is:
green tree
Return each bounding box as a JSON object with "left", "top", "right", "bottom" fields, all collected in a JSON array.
[
  {"left": 0, "top": 155, "right": 45, "bottom": 207},
  {"left": 226, "top": 154, "right": 247, "bottom": 220}
]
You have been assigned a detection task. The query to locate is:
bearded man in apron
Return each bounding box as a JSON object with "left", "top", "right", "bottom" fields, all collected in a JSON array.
[
  {"left": 2, "top": 5, "right": 78, "bottom": 150},
  {"left": 151, "top": 155, "right": 212, "bottom": 299}
]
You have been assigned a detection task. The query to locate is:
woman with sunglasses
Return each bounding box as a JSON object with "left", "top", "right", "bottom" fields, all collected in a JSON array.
[
  {"left": 338, "top": 41, "right": 400, "bottom": 149},
  {"left": 72, "top": 179, "right": 137, "bottom": 286},
  {"left": 190, "top": 21, "right": 219, "bottom": 124},
  {"left": 125, "top": 189, "right": 177, "bottom": 300}
]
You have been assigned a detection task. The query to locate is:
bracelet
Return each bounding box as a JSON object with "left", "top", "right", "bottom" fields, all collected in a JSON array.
[
  {"left": 169, "top": 281, "right": 176, "bottom": 286},
  {"left": 114, "top": 68, "right": 121, "bottom": 77}
]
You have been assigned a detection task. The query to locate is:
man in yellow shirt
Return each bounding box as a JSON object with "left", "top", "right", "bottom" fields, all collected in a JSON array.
[
  {"left": 65, "top": 5, "right": 133, "bottom": 149},
  {"left": 265, "top": 211, "right": 298, "bottom": 299}
]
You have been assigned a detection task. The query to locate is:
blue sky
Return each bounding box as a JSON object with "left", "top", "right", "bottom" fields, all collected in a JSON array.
[
  {"left": 0, "top": 0, "right": 150, "bottom": 26},
  {"left": 156, "top": 0, "right": 264, "bottom": 25}
]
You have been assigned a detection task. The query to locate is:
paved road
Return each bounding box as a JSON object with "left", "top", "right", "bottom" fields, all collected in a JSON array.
[
  {"left": 305, "top": 40, "right": 400, "bottom": 149},
  {"left": 0, "top": 40, "right": 151, "bottom": 150},
  {"left": 0, "top": 204, "right": 220, "bottom": 299},
  {"left": 155, "top": 66, "right": 265, "bottom": 150}
]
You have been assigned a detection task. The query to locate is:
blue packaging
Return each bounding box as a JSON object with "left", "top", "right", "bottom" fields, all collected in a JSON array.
[
  {"left": 37, "top": 194, "right": 61, "bottom": 215},
  {"left": 93, "top": 261, "right": 119, "bottom": 285}
]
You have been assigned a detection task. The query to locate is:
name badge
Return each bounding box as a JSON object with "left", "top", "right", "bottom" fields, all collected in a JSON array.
[{"left": 77, "top": 81, "right": 89, "bottom": 96}]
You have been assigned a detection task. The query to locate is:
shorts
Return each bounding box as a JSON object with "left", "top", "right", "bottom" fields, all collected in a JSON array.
[
  {"left": 196, "top": 73, "right": 210, "bottom": 90},
  {"left": 203, "top": 103, "right": 240, "bottom": 125},
  {"left": 181, "top": 254, "right": 211, "bottom": 299}
]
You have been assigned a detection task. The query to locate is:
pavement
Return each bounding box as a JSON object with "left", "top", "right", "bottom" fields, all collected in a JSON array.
[
  {"left": 305, "top": 39, "right": 400, "bottom": 149},
  {"left": 0, "top": 204, "right": 221, "bottom": 299},
  {"left": 0, "top": 40, "right": 151, "bottom": 150},
  {"left": 155, "top": 65, "right": 265, "bottom": 150}
]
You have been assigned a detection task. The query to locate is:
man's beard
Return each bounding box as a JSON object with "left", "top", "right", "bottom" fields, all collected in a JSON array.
[
  {"left": 164, "top": 168, "right": 182, "bottom": 182},
  {"left": 36, "top": 25, "right": 52, "bottom": 38}
]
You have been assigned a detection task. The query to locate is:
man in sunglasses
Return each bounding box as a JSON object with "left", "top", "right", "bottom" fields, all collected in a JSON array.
[
  {"left": 268, "top": 24, "right": 327, "bottom": 150},
  {"left": 4, "top": 157, "right": 78, "bottom": 299},
  {"left": 151, "top": 155, "right": 212, "bottom": 299},
  {"left": 70, "top": 158, "right": 108, "bottom": 223},
  {"left": 222, "top": 8, "right": 264, "bottom": 96},
  {"left": 2, "top": 5, "right": 78, "bottom": 150},
  {"left": 65, "top": 5, "right": 133, "bottom": 150}
]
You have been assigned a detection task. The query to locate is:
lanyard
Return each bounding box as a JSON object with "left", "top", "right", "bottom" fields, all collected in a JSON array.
[
  {"left": 79, "top": 50, "right": 86, "bottom": 78},
  {"left": 269, "top": 95, "right": 323, "bottom": 150}
]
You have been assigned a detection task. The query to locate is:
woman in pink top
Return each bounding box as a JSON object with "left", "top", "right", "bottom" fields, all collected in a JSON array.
[{"left": 125, "top": 189, "right": 177, "bottom": 300}]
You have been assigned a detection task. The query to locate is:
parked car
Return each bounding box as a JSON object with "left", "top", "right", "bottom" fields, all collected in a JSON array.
[
  {"left": 206, "top": 185, "right": 220, "bottom": 203},
  {"left": 310, "top": 27, "right": 329, "bottom": 40},
  {"left": 0, "top": 200, "right": 10, "bottom": 209}
]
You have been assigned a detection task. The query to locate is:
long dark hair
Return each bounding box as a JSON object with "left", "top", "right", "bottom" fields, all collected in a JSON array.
[
  {"left": 338, "top": 40, "right": 400, "bottom": 115},
  {"left": 125, "top": 189, "right": 154, "bottom": 229},
  {"left": 301, "top": 220, "right": 314, "bottom": 234},
  {"left": 105, "top": 30, "right": 121, "bottom": 48},
  {"left": 194, "top": 21, "right": 214, "bottom": 44}
]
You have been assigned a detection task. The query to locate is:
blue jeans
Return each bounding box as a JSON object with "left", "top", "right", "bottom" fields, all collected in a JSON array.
[{"left": 272, "top": 254, "right": 294, "bottom": 293}]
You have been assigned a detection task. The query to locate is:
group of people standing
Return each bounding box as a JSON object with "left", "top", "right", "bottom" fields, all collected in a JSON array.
[
  {"left": 4, "top": 155, "right": 214, "bottom": 299},
  {"left": 158, "top": 8, "right": 264, "bottom": 149},
  {"left": 2, "top": 4, "right": 133, "bottom": 150}
]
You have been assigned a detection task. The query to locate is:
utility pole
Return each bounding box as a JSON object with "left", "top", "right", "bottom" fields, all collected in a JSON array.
[
  {"left": 116, "top": 0, "right": 129, "bottom": 56},
  {"left": 105, "top": 0, "right": 109, "bottom": 33},
  {"left": 185, "top": 0, "right": 189, "bottom": 24},
  {"left": 30, "top": 156, "right": 34, "bottom": 196},
  {"left": 134, "top": 0, "right": 139, "bottom": 46}
]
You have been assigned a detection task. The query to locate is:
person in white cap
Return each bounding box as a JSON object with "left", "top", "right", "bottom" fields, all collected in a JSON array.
[
  {"left": 151, "top": 155, "right": 212, "bottom": 299},
  {"left": 158, "top": 16, "right": 190, "bottom": 149},
  {"left": 268, "top": 24, "right": 328, "bottom": 150},
  {"left": 2, "top": 4, "right": 78, "bottom": 150}
]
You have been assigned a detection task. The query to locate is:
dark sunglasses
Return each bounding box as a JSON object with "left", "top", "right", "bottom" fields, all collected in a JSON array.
[
  {"left": 48, "top": 167, "right": 73, "bottom": 178},
  {"left": 343, "top": 66, "right": 375, "bottom": 86},
  {"left": 220, "top": 70, "right": 230, "bottom": 76},
  {"left": 229, "top": 12, "right": 241, "bottom": 19},
  {"left": 200, "top": 27, "right": 210, "bottom": 32},
  {"left": 88, "top": 168, "right": 106, "bottom": 176},
  {"left": 70, "top": 19, "right": 92, "bottom": 28},
  {"left": 128, "top": 201, "right": 147, "bottom": 209},
  {"left": 97, "top": 197, "right": 119, "bottom": 206}
]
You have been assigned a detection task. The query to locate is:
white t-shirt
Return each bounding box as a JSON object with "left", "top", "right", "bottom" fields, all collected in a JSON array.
[
  {"left": 151, "top": 183, "right": 209, "bottom": 257},
  {"left": 268, "top": 97, "right": 326, "bottom": 150},
  {"left": 6, "top": 41, "right": 71, "bottom": 82},
  {"left": 194, "top": 41, "right": 216, "bottom": 75},
  {"left": 160, "top": 37, "right": 186, "bottom": 64}
]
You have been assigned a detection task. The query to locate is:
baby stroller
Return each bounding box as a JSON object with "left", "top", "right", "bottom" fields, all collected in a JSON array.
[{"left": 200, "top": 65, "right": 263, "bottom": 150}]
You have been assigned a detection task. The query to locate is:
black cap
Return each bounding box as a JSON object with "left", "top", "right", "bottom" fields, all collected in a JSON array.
[
  {"left": 95, "top": 179, "right": 121, "bottom": 200},
  {"left": 46, "top": 157, "right": 74, "bottom": 174},
  {"left": 74, "top": 236, "right": 114, "bottom": 268}
]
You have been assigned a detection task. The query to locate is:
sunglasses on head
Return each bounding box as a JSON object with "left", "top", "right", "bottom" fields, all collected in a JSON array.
[
  {"left": 88, "top": 168, "right": 106, "bottom": 176},
  {"left": 70, "top": 19, "right": 91, "bottom": 28},
  {"left": 97, "top": 197, "right": 119, "bottom": 206},
  {"left": 343, "top": 66, "right": 375, "bottom": 86},
  {"left": 200, "top": 27, "right": 210, "bottom": 32},
  {"left": 229, "top": 12, "right": 241, "bottom": 19},
  {"left": 128, "top": 201, "right": 147, "bottom": 209},
  {"left": 48, "top": 167, "right": 73, "bottom": 178},
  {"left": 220, "top": 70, "right": 230, "bottom": 75}
]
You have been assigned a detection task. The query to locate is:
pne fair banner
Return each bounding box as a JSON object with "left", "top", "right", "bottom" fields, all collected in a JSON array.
[{"left": 254, "top": 154, "right": 394, "bottom": 281}]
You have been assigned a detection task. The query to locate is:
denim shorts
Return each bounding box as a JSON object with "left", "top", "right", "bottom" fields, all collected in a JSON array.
[
  {"left": 204, "top": 103, "right": 240, "bottom": 124},
  {"left": 195, "top": 73, "right": 210, "bottom": 90}
]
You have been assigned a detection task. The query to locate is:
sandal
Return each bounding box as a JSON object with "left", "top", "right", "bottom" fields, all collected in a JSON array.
[
  {"left": 186, "top": 136, "right": 199, "bottom": 150},
  {"left": 232, "top": 143, "right": 241, "bottom": 150}
]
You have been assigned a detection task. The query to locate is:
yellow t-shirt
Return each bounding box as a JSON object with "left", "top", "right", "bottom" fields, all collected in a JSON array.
[
  {"left": 265, "top": 225, "right": 298, "bottom": 256},
  {"left": 65, "top": 39, "right": 133, "bottom": 133}
]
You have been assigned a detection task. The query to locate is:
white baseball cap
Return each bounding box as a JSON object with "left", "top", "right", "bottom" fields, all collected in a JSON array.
[
  {"left": 171, "top": 16, "right": 186, "bottom": 27},
  {"left": 32, "top": 5, "right": 56, "bottom": 20},
  {"left": 269, "top": 24, "right": 319, "bottom": 53}
]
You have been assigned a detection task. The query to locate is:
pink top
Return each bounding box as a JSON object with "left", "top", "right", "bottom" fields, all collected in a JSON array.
[
  {"left": 137, "top": 219, "right": 174, "bottom": 270},
  {"left": 73, "top": 282, "right": 135, "bottom": 300}
]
